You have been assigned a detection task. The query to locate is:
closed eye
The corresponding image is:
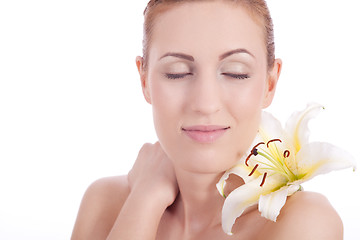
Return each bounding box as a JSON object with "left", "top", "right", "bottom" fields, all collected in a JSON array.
[
  {"left": 165, "top": 73, "right": 193, "bottom": 79},
  {"left": 222, "top": 73, "right": 249, "bottom": 80}
]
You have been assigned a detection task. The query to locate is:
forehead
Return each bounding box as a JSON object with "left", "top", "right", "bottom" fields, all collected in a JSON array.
[{"left": 149, "top": 1, "right": 266, "bottom": 63}]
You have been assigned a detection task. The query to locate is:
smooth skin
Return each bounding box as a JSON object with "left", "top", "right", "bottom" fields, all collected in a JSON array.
[{"left": 71, "top": 1, "right": 343, "bottom": 240}]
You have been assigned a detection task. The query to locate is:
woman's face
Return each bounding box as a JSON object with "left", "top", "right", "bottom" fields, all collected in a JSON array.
[{"left": 138, "top": 1, "right": 281, "bottom": 173}]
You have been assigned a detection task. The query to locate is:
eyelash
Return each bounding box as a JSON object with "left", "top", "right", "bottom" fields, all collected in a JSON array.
[
  {"left": 222, "top": 73, "right": 250, "bottom": 80},
  {"left": 165, "top": 73, "right": 249, "bottom": 80},
  {"left": 165, "top": 73, "right": 192, "bottom": 79}
]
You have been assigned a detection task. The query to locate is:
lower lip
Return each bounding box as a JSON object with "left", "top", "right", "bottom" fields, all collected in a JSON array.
[{"left": 182, "top": 128, "right": 228, "bottom": 143}]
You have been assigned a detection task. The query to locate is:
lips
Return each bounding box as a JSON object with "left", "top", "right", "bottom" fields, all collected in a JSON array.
[{"left": 181, "top": 125, "right": 230, "bottom": 143}]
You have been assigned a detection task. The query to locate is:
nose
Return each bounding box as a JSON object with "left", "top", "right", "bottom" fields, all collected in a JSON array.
[{"left": 189, "top": 71, "right": 222, "bottom": 115}]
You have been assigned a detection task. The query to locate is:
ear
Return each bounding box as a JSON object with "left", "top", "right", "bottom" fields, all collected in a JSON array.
[
  {"left": 136, "top": 56, "right": 152, "bottom": 104},
  {"left": 263, "top": 58, "right": 282, "bottom": 108}
]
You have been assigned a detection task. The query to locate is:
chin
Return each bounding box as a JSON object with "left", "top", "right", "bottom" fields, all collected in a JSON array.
[{"left": 168, "top": 141, "right": 243, "bottom": 174}]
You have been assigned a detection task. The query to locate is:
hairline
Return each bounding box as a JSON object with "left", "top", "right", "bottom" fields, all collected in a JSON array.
[{"left": 142, "top": 0, "right": 273, "bottom": 70}]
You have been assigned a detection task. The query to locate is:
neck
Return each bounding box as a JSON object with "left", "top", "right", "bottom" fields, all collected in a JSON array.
[{"left": 172, "top": 168, "right": 225, "bottom": 233}]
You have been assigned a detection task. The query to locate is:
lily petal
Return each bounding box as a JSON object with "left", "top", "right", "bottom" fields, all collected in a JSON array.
[
  {"left": 285, "top": 103, "right": 324, "bottom": 152},
  {"left": 221, "top": 176, "right": 286, "bottom": 235},
  {"left": 216, "top": 163, "right": 259, "bottom": 198},
  {"left": 259, "top": 111, "right": 284, "bottom": 142},
  {"left": 296, "top": 142, "right": 357, "bottom": 180},
  {"left": 258, "top": 184, "right": 301, "bottom": 221}
]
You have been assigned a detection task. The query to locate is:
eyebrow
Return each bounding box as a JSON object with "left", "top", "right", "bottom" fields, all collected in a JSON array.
[
  {"left": 159, "top": 52, "right": 195, "bottom": 62},
  {"left": 159, "top": 48, "right": 254, "bottom": 62},
  {"left": 219, "top": 48, "right": 255, "bottom": 60}
]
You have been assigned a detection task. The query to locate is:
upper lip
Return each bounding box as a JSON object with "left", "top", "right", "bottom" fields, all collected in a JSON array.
[{"left": 181, "top": 125, "right": 230, "bottom": 132}]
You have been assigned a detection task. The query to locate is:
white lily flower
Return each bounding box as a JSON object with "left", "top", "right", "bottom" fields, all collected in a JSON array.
[{"left": 217, "top": 103, "right": 357, "bottom": 235}]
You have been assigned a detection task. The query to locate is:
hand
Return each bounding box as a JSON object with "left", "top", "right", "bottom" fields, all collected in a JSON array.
[{"left": 128, "top": 142, "right": 179, "bottom": 207}]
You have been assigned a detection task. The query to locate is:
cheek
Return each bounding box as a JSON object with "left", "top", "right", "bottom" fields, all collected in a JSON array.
[
  {"left": 225, "top": 77, "right": 267, "bottom": 149},
  {"left": 150, "top": 81, "right": 193, "bottom": 167},
  {"left": 149, "top": 78, "right": 184, "bottom": 143},
  {"left": 227, "top": 76, "right": 266, "bottom": 118}
]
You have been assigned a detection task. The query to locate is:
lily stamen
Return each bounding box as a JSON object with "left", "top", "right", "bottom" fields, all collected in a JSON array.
[
  {"left": 260, "top": 172, "right": 267, "bottom": 187},
  {"left": 283, "top": 150, "right": 290, "bottom": 158},
  {"left": 246, "top": 140, "right": 296, "bottom": 182},
  {"left": 245, "top": 142, "right": 264, "bottom": 166},
  {"left": 254, "top": 142, "right": 265, "bottom": 149},
  {"left": 249, "top": 164, "right": 259, "bottom": 176},
  {"left": 266, "top": 139, "right": 282, "bottom": 148},
  {"left": 245, "top": 153, "right": 252, "bottom": 167}
]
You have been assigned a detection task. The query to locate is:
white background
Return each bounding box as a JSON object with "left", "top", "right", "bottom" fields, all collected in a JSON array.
[{"left": 0, "top": 0, "right": 359, "bottom": 239}]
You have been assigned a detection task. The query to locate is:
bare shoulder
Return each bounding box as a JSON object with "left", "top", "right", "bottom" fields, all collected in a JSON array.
[
  {"left": 71, "top": 175, "right": 130, "bottom": 240},
  {"left": 260, "top": 191, "right": 343, "bottom": 240}
]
